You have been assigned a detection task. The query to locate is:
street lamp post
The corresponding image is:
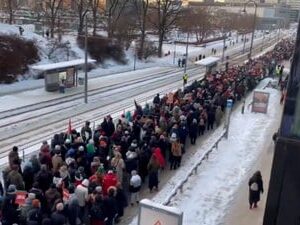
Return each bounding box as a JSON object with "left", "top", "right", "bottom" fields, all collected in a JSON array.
[
  {"left": 132, "top": 41, "right": 136, "bottom": 70},
  {"left": 173, "top": 30, "right": 178, "bottom": 65},
  {"left": 221, "top": 32, "right": 226, "bottom": 62},
  {"left": 242, "top": 32, "right": 246, "bottom": 54},
  {"left": 84, "top": 14, "right": 88, "bottom": 104},
  {"left": 261, "top": 30, "right": 264, "bottom": 51},
  {"left": 184, "top": 32, "right": 189, "bottom": 74},
  {"left": 243, "top": 0, "right": 257, "bottom": 59}
]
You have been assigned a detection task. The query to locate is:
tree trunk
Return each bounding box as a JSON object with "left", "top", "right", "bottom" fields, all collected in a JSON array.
[
  {"left": 9, "top": 11, "right": 13, "bottom": 24},
  {"left": 50, "top": 17, "right": 55, "bottom": 38},
  {"left": 92, "top": 12, "right": 97, "bottom": 36},
  {"left": 8, "top": 1, "right": 13, "bottom": 24},
  {"left": 78, "top": 17, "right": 84, "bottom": 34},
  {"left": 139, "top": 29, "right": 145, "bottom": 59},
  {"left": 158, "top": 31, "right": 164, "bottom": 58},
  {"left": 107, "top": 14, "right": 113, "bottom": 38}
]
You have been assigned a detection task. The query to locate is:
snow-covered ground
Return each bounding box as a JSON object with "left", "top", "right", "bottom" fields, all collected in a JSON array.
[
  {"left": 0, "top": 21, "right": 288, "bottom": 95},
  {"left": 129, "top": 78, "right": 281, "bottom": 225}
]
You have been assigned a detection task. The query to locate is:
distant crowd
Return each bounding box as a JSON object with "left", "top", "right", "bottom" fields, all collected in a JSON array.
[{"left": 0, "top": 38, "right": 294, "bottom": 225}]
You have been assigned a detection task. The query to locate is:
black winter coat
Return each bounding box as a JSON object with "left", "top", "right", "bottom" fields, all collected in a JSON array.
[
  {"left": 189, "top": 123, "right": 198, "bottom": 138},
  {"left": 103, "top": 196, "right": 118, "bottom": 220},
  {"left": 51, "top": 211, "right": 66, "bottom": 225}
]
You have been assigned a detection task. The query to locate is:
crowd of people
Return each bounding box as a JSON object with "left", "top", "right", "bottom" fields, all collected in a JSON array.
[{"left": 0, "top": 38, "right": 295, "bottom": 225}]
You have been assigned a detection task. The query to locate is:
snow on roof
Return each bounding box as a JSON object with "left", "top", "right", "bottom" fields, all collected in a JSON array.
[
  {"left": 194, "top": 56, "right": 220, "bottom": 66},
  {"left": 30, "top": 59, "right": 97, "bottom": 71}
]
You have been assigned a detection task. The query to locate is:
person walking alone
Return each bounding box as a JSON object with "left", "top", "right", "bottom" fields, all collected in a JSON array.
[
  {"left": 248, "top": 171, "right": 264, "bottom": 209},
  {"left": 129, "top": 170, "right": 141, "bottom": 206}
]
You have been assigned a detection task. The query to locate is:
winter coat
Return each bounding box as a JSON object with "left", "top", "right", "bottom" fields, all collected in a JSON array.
[
  {"left": 147, "top": 158, "right": 160, "bottom": 190},
  {"left": 115, "top": 187, "right": 127, "bottom": 218},
  {"left": 111, "top": 157, "right": 125, "bottom": 183},
  {"left": 51, "top": 211, "right": 66, "bottom": 225},
  {"left": 248, "top": 173, "right": 264, "bottom": 204},
  {"left": 125, "top": 152, "right": 138, "bottom": 174},
  {"left": 75, "top": 184, "right": 89, "bottom": 207},
  {"left": 129, "top": 174, "right": 142, "bottom": 193},
  {"left": 27, "top": 208, "right": 42, "bottom": 225},
  {"left": 189, "top": 123, "right": 198, "bottom": 138},
  {"left": 66, "top": 193, "right": 79, "bottom": 224},
  {"left": 7, "top": 169, "right": 25, "bottom": 190},
  {"left": 90, "top": 201, "right": 105, "bottom": 222},
  {"left": 171, "top": 142, "right": 182, "bottom": 157},
  {"left": 39, "top": 147, "right": 52, "bottom": 168},
  {"left": 153, "top": 148, "right": 165, "bottom": 168},
  {"left": 45, "top": 188, "right": 61, "bottom": 212},
  {"left": 178, "top": 125, "right": 188, "bottom": 141},
  {"left": 81, "top": 125, "right": 92, "bottom": 142},
  {"left": 2, "top": 194, "right": 18, "bottom": 225},
  {"left": 8, "top": 150, "right": 20, "bottom": 167},
  {"left": 35, "top": 170, "right": 53, "bottom": 192},
  {"left": 103, "top": 196, "right": 118, "bottom": 222},
  {"left": 52, "top": 154, "right": 63, "bottom": 173},
  {"left": 23, "top": 162, "right": 34, "bottom": 191},
  {"left": 107, "top": 120, "right": 115, "bottom": 137},
  {"left": 138, "top": 149, "right": 150, "bottom": 181},
  {"left": 102, "top": 173, "right": 118, "bottom": 196}
]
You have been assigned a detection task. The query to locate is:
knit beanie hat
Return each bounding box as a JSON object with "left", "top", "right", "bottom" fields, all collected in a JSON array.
[{"left": 32, "top": 199, "right": 40, "bottom": 208}]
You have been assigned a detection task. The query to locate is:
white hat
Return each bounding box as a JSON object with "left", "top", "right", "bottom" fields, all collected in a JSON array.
[
  {"left": 95, "top": 186, "right": 102, "bottom": 193},
  {"left": 78, "top": 146, "right": 84, "bottom": 151},
  {"left": 55, "top": 145, "right": 61, "bottom": 151},
  {"left": 131, "top": 170, "right": 137, "bottom": 176},
  {"left": 56, "top": 202, "right": 64, "bottom": 211},
  {"left": 81, "top": 179, "right": 89, "bottom": 187},
  {"left": 65, "top": 139, "right": 71, "bottom": 144},
  {"left": 28, "top": 193, "right": 36, "bottom": 200},
  {"left": 66, "top": 157, "right": 75, "bottom": 166}
]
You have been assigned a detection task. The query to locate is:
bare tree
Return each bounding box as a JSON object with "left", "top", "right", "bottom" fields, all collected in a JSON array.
[
  {"left": 177, "top": 7, "right": 213, "bottom": 44},
  {"left": 148, "top": 0, "right": 181, "bottom": 57},
  {"left": 74, "top": 0, "right": 91, "bottom": 34},
  {"left": 91, "top": 0, "right": 101, "bottom": 36},
  {"left": 102, "top": 0, "right": 130, "bottom": 38},
  {"left": 132, "top": 0, "right": 149, "bottom": 59},
  {"left": 114, "top": 10, "right": 137, "bottom": 48},
  {"left": 40, "top": 0, "right": 63, "bottom": 38},
  {"left": 3, "top": 0, "right": 19, "bottom": 24}
]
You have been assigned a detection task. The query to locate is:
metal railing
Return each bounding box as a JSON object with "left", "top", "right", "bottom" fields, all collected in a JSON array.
[{"left": 163, "top": 130, "right": 226, "bottom": 206}]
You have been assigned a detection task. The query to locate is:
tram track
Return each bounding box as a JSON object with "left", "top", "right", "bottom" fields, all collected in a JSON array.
[{"left": 0, "top": 34, "right": 281, "bottom": 163}]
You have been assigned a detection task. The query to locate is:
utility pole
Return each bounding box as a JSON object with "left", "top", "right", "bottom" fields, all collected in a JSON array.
[
  {"left": 222, "top": 33, "right": 226, "bottom": 62},
  {"left": 243, "top": 0, "right": 257, "bottom": 59},
  {"left": 184, "top": 32, "right": 189, "bottom": 74},
  {"left": 84, "top": 15, "right": 88, "bottom": 104}
]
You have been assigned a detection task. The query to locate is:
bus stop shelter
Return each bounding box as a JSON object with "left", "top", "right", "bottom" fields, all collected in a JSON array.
[
  {"left": 31, "top": 59, "right": 96, "bottom": 92},
  {"left": 194, "top": 56, "right": 220, "bottom": 74}
]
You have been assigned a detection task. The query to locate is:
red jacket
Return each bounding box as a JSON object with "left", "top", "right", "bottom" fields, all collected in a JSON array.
[
  {"left": 153, "top": 148, "right": 165, "bottom": 168},
  {"left": 102, "top": 173, "right": 118, "bottom": 195}
]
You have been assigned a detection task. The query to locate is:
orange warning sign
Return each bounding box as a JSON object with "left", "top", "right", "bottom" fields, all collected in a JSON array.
[{"left": 154, "top": 221, "right": 162, "bottom": 225}]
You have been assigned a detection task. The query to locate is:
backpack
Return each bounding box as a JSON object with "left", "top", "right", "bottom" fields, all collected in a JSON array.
[{"left": 250, "top": 182, "right": 259, "bottom": 191}]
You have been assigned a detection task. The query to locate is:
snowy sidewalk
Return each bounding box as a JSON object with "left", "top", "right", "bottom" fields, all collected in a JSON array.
[
  {"left": 127, "top": 78, "right": 282, "bottom": 225},
  {"left": 223, "top": 136, "right": 276, "bottom": 225},
  {"left": 167, "top": 81, "right": 282, "bottom": 225}
]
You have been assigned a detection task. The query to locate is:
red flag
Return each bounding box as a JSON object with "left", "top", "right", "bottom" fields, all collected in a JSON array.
[{"left": 68, "top": 119, "right": 72, "bottom": 134}]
